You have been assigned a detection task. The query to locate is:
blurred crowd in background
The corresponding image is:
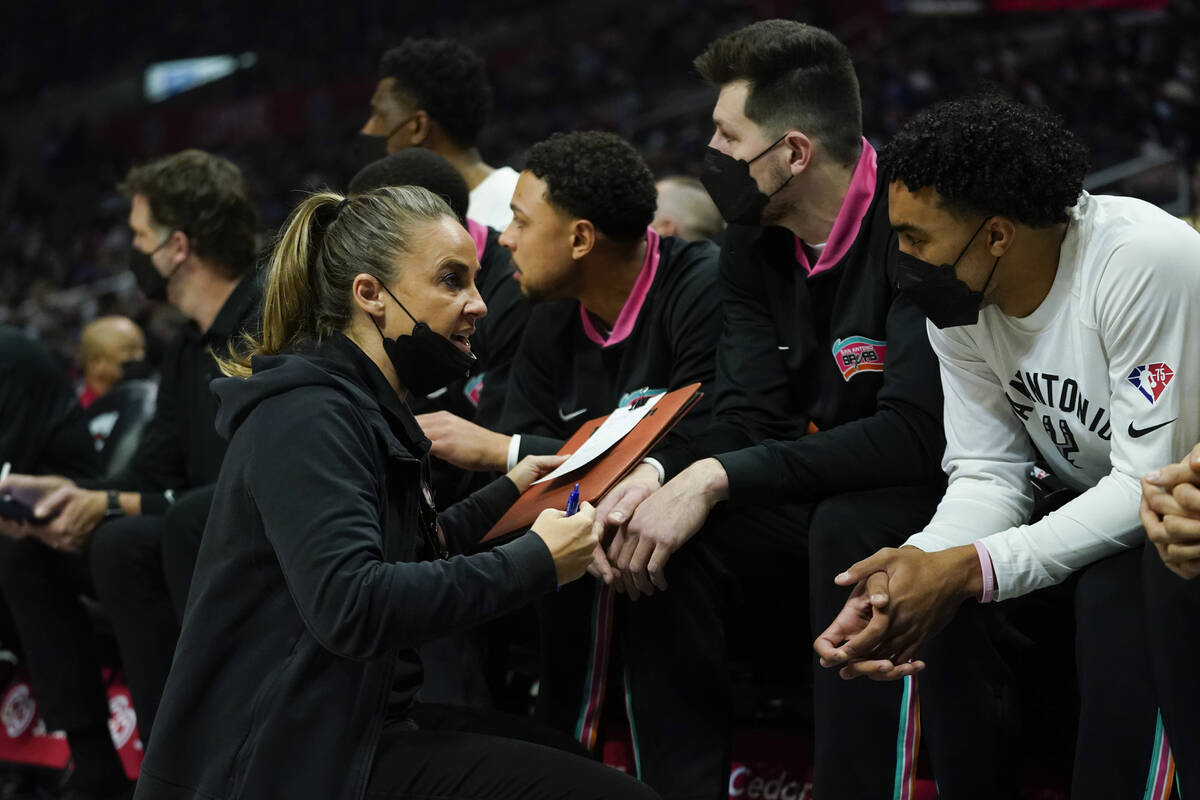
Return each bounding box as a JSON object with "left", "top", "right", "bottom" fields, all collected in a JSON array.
[{"left": 2, "top": 0, "right": 1198, "bottom": 374}]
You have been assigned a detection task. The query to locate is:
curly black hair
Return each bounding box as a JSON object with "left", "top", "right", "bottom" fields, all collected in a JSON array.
[
  {"left": 379, "top": 38, "right": 492, "bottom": 149},
  {"left": 348, "top": 149, "right": 469, "bottom": 224},
  {"left": 879, "top": 94, "right": 1090, "bottom": 227},
  {"left": 524, "top": 131, "right": 656, "bottom": 244}
]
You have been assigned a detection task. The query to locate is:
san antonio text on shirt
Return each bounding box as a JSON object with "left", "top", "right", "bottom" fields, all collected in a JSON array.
[{"left": 1005, "top": 370, "right": 1111, "bottom": 446}]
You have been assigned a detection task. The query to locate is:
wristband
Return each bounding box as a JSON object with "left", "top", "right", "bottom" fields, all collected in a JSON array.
[{"left": 973, "top": 541, "right": 996, "bottom": 603}]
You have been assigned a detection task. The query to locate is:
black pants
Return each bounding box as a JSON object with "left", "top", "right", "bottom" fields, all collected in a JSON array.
[
  {"left": 0, "top": 536, "right": 110, "bottom": 732},
  {"left": 89, "top": 515, "right": 180, "bottom": 744},
  {"left": 1143, "top": 542, "right": 1198, "bottom": 794},
  {"left": 537, "top": 485, "right": 945, "bottom": 800},
  {"left": 806, "top": 484, "right": 986, "bottom": 800},
  {"left": 1066, "top": 548, "right": 1174, "bottom": 798},
  {"left": 913, "top": 548, "right": 1180, "bottom": 800},
  {"left": 367, "top": 703, "right": 660, "bottom": 799},
  {"left": 159, "top": 486, "right": 214, "bottom": 620}
]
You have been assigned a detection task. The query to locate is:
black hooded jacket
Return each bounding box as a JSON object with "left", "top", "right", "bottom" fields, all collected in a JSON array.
[{"left": 134, "top": 334, "right": 556, "bottom": 800}]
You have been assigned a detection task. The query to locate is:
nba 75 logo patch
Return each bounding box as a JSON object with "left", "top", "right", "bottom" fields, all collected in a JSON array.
[
  {"left": 1128, "top": 363, "right": 1174, "bottom": 404},
  {"left": 832, "top": 336, "right": 887, "bottom": 381}
]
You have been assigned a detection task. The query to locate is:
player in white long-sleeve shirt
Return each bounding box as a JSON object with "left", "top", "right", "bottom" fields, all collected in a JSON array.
[{"left": 815, "top": 95, "right": 1200, "bottom": 799}]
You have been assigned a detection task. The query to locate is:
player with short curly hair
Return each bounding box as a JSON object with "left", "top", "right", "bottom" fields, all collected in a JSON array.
[
  {"left": 407, "top": 131, "right": 725, "bottom": 799},
  {"left": 818, "top": 93, "right": 1200, "bottom": 797},
  {"left": 881, "top": 94, "right": 1090, "bottom": 227},
  {"left": 358, "top": 37, "right": 518, "bottom": 229},
  {"left": 523, "top": 131, "right": 658, "bottom": 245}
]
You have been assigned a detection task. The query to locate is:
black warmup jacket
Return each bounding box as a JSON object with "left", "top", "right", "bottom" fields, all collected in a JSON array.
[
  {"left": 134, "top": 335, "right": 556, "bottom": 800},
  {"left": 498, "top": 234, "right": 722, "bottom": 463},
  {"left": 651, "top": 173, "right": 946, "bottom": 505}
]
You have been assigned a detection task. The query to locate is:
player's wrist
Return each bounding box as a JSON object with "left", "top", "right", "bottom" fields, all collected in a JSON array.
[
  {"left": 950, "top": 544, "right": 984, "bottom": 601},
  {"left": 691, "top": 458, "right": 729, "bottom": 505},
  {"left": 486, "top": 431, "right": 513, "bottom": 472}
]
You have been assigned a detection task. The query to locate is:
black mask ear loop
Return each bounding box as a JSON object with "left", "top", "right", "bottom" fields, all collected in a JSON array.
[
  {"left": 747, "top": 132, "right": 789, "bottom": 165},
  {"left": 751, "top": 133, "right": 794, "bottom": 198},
  {"left": 379, "top": 285, "right": 419, "bottom": 325},
  {"left": 952, "top": 217, "right": 991, "bottom": 266},
  {"left": 961, "top": 218, "right": 1000, "bottom": 298},
  {"left": 369, "top": 282, "right": 423, "bottom": 348}
]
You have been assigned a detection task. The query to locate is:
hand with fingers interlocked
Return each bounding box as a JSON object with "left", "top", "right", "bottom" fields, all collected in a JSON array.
[
  {"left": 813, "top": 544, "right": 983, "bottom": 681},
  {"left": 1141, "top": 442, "right": 1200, "bottom": 580}
]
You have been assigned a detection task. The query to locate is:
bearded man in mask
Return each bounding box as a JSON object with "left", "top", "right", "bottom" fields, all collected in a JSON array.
[
  {"left": 0, "top": 149, "right": 260, "bottom": 798},
  {"left": 570, "top": 21, "right": 952, "bottom": 800}
]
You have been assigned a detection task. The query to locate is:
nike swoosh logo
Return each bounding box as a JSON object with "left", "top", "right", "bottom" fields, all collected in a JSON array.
[
  {"left": 777, "top": 346, "right": 790, "bottom": 351},
  {"left": 1128, "top": 418, "right": 1177, "bottom": 438},
  {"left": 558, "top": 407, "right": 588, "bottom": 422}
]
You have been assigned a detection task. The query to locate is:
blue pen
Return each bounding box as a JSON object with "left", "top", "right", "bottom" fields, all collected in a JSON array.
[{"left": 558, "top": 484, "right": 581, "bottom": 592}]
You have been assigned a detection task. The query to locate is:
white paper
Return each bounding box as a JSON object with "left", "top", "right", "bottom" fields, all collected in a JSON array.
[{"left": 532, "top": 393, "right": 664, "bottom": 485}]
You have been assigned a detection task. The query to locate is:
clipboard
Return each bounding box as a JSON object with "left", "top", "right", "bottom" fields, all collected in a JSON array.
[{"left": 482, "top": 382, "right": 704, "bottom": 543}]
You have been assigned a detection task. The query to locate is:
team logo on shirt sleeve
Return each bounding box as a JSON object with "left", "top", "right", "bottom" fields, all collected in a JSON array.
[
  {"left": 831, "top": 336, "right": 887, "bottom": 381},
  {"left": 1127, "top": 363, "right": 1174, "bottom": 404}
]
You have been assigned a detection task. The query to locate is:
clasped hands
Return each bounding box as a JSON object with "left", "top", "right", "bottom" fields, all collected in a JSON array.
[
  {"left": 1140, "top": 442, "right": 1200, "bottom": 580},
  {"left": 812, "top": 544, "right": 982, "bottom": 682},
  {"left": 586, "top": 458, "right": 729, "bottom": 599}
]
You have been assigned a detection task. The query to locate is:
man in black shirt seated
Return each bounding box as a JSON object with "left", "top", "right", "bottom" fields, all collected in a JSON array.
[
  {"left": 0, "top": 150, "right": 261, "bottom": 799},
  {"left": 413, "top": 131, "right": 724, "bottom": 800},
  {"left": 574, "top": 22, "right": 948, "bottom": 799}
]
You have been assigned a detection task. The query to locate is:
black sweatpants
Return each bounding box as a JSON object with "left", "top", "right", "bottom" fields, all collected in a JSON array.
[
  {"left": 0, "top": 536, "right": 110, "bottom": 732},
  {"left": 1143, "top": 542, "right": 1198, "bottom": 794},
  {"left": 367, "top": 702, "right": 660, "bottom": 799},
  {"left": 916, "top": 548, "right": 1179, "bottom": 800},
  {"left": 807, "top": 484, "right": 982, "bottom": 800},
  {"left": 89, "top": 515, "right": 180, "bottom": 743},
  {"left": 537, "top": 484, "right": 946, "bottom": 800}
]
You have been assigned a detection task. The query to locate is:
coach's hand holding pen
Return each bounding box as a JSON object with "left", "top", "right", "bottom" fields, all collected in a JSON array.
[{"left": 531, "top": 486, "right": 599, "bottom": 588}]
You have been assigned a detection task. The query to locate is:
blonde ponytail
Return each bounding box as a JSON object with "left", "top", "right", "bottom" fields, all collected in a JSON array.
[{"left": 219, "top": 185, "right": 454, "bottom": 377}]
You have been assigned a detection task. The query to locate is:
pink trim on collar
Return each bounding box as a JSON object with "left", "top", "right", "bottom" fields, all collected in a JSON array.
[
  {"left": 580, "top": 227, "right": 662, "bottom": 348},
  {"left": 794, "top": 138, "right": 878, "bottom": 278},
  {"left": 466, "top": 218, "right": 489, "bottom": 262}
]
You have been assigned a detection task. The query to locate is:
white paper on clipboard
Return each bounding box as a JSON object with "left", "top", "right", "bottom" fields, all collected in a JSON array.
[{"left": 532, "top": 393, "right": 664, "bottom": 485}]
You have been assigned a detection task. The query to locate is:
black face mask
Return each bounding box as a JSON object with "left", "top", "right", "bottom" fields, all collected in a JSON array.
[
  {"left": 117, "top": 358, "right": 155, "bottom": 381},
  {"left": 129, "top": 235, "right": 180, "bottom": 301},
  {"left": 895, "top": 218, "right": 999, "bottom": 329},
  {"left": 372, "top": 284, "right": 475, "bottom": 397},
  {"left": 700, "top": 133, "right": 792, "bottom": 226},
  {"left": 352, "top": 115, "right": 415, "bottom": 167}
]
